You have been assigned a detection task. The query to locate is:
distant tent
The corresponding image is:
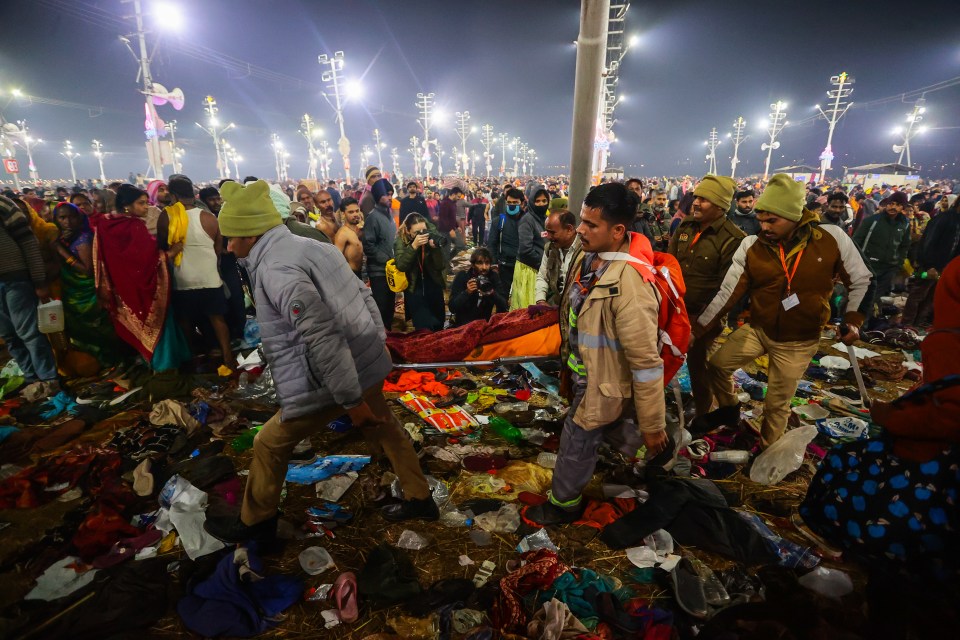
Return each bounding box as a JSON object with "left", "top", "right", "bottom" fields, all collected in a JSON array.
[
  {"left": 846, "top": 163, "right": 918, "bottom": 175},
  {"left": 773, "top": 164, "right": 819, "bottom": 173}
]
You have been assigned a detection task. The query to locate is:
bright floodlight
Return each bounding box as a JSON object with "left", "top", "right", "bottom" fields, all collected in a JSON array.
[
  {"left": 11, "top": 88, "right": 22, "bottom": 97},
  {"left": 917, "top": 126, "right": 928, "bottom": 134},
  {"left": 209, "top": 117, "right": 220, "bottom": 126},
  {"left": 628, "top": 34, "right": 640, "bottom": 47},
  {"left": 344, "top": 79, "right": 364, "bottom": 100},
  {"left": 154, "top": 2, "right": 184, "bottom": 30}
]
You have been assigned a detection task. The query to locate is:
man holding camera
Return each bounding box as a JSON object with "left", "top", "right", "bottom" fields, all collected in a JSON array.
[{"left": 449, "top": 247, "right": 508, "bottom": 326}]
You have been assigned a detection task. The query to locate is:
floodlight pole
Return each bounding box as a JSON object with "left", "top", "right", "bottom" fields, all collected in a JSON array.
[
  {"left": 816, "top": 71, "right": 854, "bottom": 182},
  {"left": 762, "top": 101, "right": 787, "bottom": 181},
  {"left": 729, "top": 117, "right": 746, "bottom": 178}
]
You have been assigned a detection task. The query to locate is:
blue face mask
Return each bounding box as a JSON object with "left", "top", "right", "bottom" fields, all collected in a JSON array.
[{"left": 506, "top": 204, "right": 521, "bottom": 216}]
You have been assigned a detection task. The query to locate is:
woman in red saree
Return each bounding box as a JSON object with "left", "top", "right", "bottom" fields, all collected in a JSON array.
[{"left": 92, "top": 184, "right": 189, "bottom": 371}]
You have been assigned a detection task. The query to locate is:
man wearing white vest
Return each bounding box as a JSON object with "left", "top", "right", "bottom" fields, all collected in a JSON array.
[{"left": 158, "top": 174, "right": 237, "bottom": 371}]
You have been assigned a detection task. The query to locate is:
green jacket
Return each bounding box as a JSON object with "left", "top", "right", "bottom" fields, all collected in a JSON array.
[
  {"left": 668, "top": 214, "right": 746, "bottom": 316},
  {"left": 394, "top": 223, "right": 447, "bottom": 292},
  {"left": 852, "top": 212, "right": 911, "bottom": 270}
]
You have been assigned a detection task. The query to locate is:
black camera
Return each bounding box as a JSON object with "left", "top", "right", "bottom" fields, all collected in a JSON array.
[{"left": 476, "top": 274, "right": 494, "bottom": 293}]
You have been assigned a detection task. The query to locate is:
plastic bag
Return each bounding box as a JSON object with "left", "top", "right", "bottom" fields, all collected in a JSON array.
[
  {"left": 474, "top": 503, "right": 520, "bottom": 534},
  {"left": 516, "top": 529, "right": 558, "bottom": 553},
  {"left": 396, "top": 529, "right": 430, "bottom": 550},
  {"left": 798, "top": 566, "right": 853, "bottom": 600},
  {"left": 749, "top": 425, "right": 817, "bottom": 485},
  {"left": 816, "top": 417, "right": 869, "bottom": 441}
]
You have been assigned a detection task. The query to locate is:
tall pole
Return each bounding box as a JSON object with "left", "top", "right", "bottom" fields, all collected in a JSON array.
[
  {"left": 61, "top": 140, "right": 79, "bottom": 184},
  {"left": 519, "top": 142, "right": 529, "bottom": 175},
  {"left": 15, "top": 120, "right": 41, "bottom": 180},
  {"left": 729, "top": 117, "right": 746, "bottom": 178},
  {"left": 416, "top": 92, "right": 435, "bottom": 179},
  {"left": 527, "top": 148, "right": 537, "bottom": 176},
  {"left": 92, "top": 139, "right": 107, "bottom": 183},
  {"left": 815, "top": 71, "right": 854, "bottom": 182},
  {"left": 409, "top": 135, "right": 421, "bottom": 177},
  {"left": 498, "top": 132, "right": 508, "bottom": 177},
  {"left": 568, "top": 0, "right": 610, "bottom": 215},
  {"left": 436, "top": 142, "right": 444, "bottom": 175},
  {"left": 391, "top": 147, "right": 401, "bottom": 182},
  {"left": 894, "top": 97, "right": 925, "bottom": 168},
  {"left": 319, "top": 51, "right": 350, "bottom": 181},
  {"left": 512, "top": 136, "right": 521, "bottom": 177},
  {"left": 130, "top": 0, "right": 164, "bottom": 178},
  {"left": 762, "top": 101, "right": 788, "bottom": 181},
  {"left": 165, "top": 120, "right": 181, "bottom": 173},
  {"left": 705, "top": 128, "right": 720, "bottom": 175},
  {"left": 0, "top": 130, "right": 20, "bottom": 191},
  {"left": 481, "top": 124, "right": 494, "bottom": 178},
  {"left": 455, "top": 111, "right": 471, "bottom": 177},
  {"left": 195, "top": 96, "right": 233, "bottom": 180},
  {"left": 373, "top": 128, "right": 384, "bottom": 168},
  {"left": 300, "top": 114, "right": 319, "bottom": 181},
  {"left": 318, "top": 140, "right": 330, "bottom": 182}
]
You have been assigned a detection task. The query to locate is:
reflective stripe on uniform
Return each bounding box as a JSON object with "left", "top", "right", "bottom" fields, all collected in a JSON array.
[
  {"left": 632, "top": 364, "right": 664, "bottom": 383},
  {"left": 547, "top": 490, "right": 582, "bottom": 509},
  {"left": 566, "top": 353, "right": 586, "bottom": 375},
  {"left": 579, "top": 332, "right": 622, "bottom": 350},
  {"left": 568, "top": 306, "right": 577, "bottom": 329}
]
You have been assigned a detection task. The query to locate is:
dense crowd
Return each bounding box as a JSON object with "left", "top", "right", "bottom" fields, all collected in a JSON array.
[{"left": 1, "top": 166, "right": 959, "bottom": 634}]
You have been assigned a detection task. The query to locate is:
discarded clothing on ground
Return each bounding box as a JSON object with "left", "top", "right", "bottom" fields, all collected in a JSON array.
[{"left": 177, "top": 546, "right": 303, "bottom": 637}]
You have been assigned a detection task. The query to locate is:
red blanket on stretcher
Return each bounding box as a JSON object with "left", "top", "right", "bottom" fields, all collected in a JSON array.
[{"left": 386, "top": 307, "right": 558, "bottom": 363}]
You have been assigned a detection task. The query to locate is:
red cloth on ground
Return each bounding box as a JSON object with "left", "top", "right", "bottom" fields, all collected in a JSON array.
[
  {"left": 382, "top": 371, "right": 449, "bottom": 396},
  {"left": 71, "top": 503, "right": 140, "bottom": 561},
  {"left": 386, "top": 307, "right": 559, "bottom": 363},
  {"left": 0, "top": 446, "right": 123, "bottom": 509},
  {"left": 493, "top": 549, "right": 570, "bottom": 633},
  {"left": 573, "top": 498, "right": 638, "bottom": 529}
]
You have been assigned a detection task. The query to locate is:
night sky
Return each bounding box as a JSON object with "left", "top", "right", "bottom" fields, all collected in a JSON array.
[{"left": 2, "top": 0, "right": 959, "bottom": 183}]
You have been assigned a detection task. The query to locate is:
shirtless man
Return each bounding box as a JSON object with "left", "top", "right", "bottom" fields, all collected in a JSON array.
[
  {"left": 335, "top": 196, "right": 364, "bottom": 278},
  {"left": 315, "top": 189, "right": 339, "bottom": 240}
]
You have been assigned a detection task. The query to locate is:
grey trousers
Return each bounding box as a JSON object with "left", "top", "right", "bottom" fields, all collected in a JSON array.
[{"left": 550, "top": 381, "right": 645, "bottom": 505}]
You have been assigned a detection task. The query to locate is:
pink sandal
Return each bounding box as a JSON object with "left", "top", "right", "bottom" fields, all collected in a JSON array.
[{"left": 333, "top": 571, "right": 359, "bottom": 623}]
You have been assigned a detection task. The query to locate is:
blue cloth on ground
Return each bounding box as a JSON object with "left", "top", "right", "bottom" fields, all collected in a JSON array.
[{"left": 285, "top": 455, "right": 371, "bottom": 484}]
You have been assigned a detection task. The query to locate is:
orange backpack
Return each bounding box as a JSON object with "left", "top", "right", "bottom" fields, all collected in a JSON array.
[{"left": 600, "top": 232, "right": 691, "bottom": 384}]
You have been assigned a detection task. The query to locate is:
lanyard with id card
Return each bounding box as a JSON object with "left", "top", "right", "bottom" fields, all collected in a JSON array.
[{"left": 779, "top": 244, "right": 803, "bottom": 311}]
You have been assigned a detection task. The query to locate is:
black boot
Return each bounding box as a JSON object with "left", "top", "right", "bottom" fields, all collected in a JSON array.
[
  {"left": 204, "top": 513, "right": 279, "bottom": 543},
  {"left": 690, "top": 403, "right": 741, "bottom": 437},
  {"left": 382, "top": 496, "right": 440, "bottom": 522},
  {"left": 524, "top": 500, "right": 584, "bottom": 526}
]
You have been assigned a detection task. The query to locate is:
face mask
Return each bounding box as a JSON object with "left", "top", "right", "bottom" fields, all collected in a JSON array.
[
  {"left": 532, "top": 204, "right": 548, "bottom": 216},
  {"left": 506, "top": 204, "right": 521, "bottom": 216}
]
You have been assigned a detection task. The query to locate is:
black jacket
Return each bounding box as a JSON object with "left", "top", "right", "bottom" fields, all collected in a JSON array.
[
  {"left": 728, "top": 208, "right": 761, "bottom": 236},
  {"left": 399, "top": 195, "right": 430, "bottom": 222},
  {"left": 915, "top": 210, "right": 960, "bottom": 272},
  {"left": 487, "top": 209, "right": 522, "bottom": 266},
  {"left": 449, "top": 269, "right": 508, "bottom": 326}
]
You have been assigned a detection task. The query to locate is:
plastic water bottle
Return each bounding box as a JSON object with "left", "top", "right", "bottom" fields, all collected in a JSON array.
[
  {"left": 710, "top": 450, "right": 751, "bottom": 464},
  {"left": 439, "top": 508, "right": 474, "bottom": 528},
  {"left": 488, "top": 416, "right": 524, "bottom": 444}
]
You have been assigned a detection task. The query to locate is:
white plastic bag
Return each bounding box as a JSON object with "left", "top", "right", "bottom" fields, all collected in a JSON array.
[
  {"left": 749, "top": 425, "right": 817, "bottom": 485},
  {"left": 798, "top": 566, "right": 853, "bottom": 599},
  {"left": 37, "top": 300, "right": 64, "bottom": 334}
]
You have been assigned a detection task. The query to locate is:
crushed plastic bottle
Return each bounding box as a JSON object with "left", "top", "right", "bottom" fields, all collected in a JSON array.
[
  {"left": 709, "top": 450, "right": 751, "bottom": 464},
  {"left": 536, "top": 452, "right": 558, "bottom": 469},
  {"left": 474, "top": 504, "right": 521, "bottom": 534},
  {"left": 494, "top": 401, "right": 529, "bottom": 414},
  {"left": 439, "top": 508, "right": 474, "bottom": 528},
  {"left": 488, "top": 416, "right": 524, "bottom": 445}
]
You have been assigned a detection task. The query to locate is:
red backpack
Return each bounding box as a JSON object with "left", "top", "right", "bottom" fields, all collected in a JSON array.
[{"left": 600, "top": 232, "right": 691, "bottom": 384}]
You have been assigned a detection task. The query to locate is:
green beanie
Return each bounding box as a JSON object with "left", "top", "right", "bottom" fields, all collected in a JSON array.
[
  {"left": 219, "top": 180, "right": 283, "bottom": 237},
  {"left": 549, "top": 196, "right": 568, "bottom": 213},
  {"left": 755, "top": 173, "right": 805, "bottom": 222},
  {"left": 693, "top": 175, "right": 737, "bottom": 211}
]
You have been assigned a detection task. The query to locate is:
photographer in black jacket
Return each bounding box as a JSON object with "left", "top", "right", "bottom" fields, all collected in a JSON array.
[{"left": 449, "top": 247, "right": 508, "bottom": 326}]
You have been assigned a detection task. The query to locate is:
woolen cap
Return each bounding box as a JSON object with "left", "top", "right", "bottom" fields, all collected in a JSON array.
[
  {"left": 693, "top": 175, "right": 737, "bottom": 211},
  {"left": 218, "top": 180, "right": 283, "bottom": 237},
  {"left": 755, "top": 173, "right": 806, "bottom": 222}
]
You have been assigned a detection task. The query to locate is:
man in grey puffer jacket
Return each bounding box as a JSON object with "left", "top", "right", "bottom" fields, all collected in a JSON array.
[{"left": 205, "top": 180, "right": 435, "bottom": 543}]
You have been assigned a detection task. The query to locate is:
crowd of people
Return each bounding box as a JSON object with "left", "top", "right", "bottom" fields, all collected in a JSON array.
[{"left": 2, "top": 165, "right": 959, "bottom": 631}]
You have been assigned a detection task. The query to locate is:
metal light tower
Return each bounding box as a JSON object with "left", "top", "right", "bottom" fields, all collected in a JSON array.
[
  {"left": 455, "top": 111, "right": 471, "bottom": 177},
  {"left": 300, "top": 114, "right": 321, "bottom": 181},
  {"left": 361, "top": 145, "right": 372, "bottom": 172},
  {"left": 893, "top": 97, "right": 926, "bottom": 168},
  {"left": 271, "top": 134, "right": 288, "bottom": 182},
  {"left": 165, "top": 120, "right": 182, "bottom": 173},
  {"left": 512, "top": 136, "right": 521, "bottom": 177},
  {"left": 705, "top": 128, "right": 720, "bottom": 175},
  {"left": 373, "top": 128, "right": 385, "bottom": 168},
  {"left": 0, "top": 128, "right": 20, "bottom": 190},
  {"left": 815, "top": 71, "right": 855, "bottom": 182},
  {"left": 227, "top": 147, "right": 241, "bottom": 180},
  {"left": 498, "top": 132, "right": 509, "bottom": 177},
  {"left": 391, "top": 147, "right": 402, "bottom": 183},
  {"left": 416, "top": 92, "right": 435, "bottom": 178},
  {"left": 195, "top": 96, "right": 234, "bottom": 179},
  {"left": 318, "top": 140, "right": 331, "bottom": 182},
  {"left": 480, "top": 124, "right": 495, "bottom": 178},
  {"left": 61, "top": 140, "right": 79, "bottom": 184},
  {"left": 527, "top": 148, "right": 537, "bottom": 176},
  {"left": 12, "top": 120, "right": 42, "bottom": 181},
  {"left": 409, "top": 135, "right": 421, "bottom": 177},
  {"left": 592, "top": 1, "right": 631, "bottom": 182},
  {"left": 519, "top": 142, "right": 529, "bottom": 175},
  {"left": 91, "top": 139, "right": 107, "bottom": 183},
  {"left": 436, "top": 142, "right": 444, "bottom": 175},
  {"left": 319, "top": 51, "right": 349, "bottom": 181},
  {"left": 728, "top": 117, "right": 747, "bottom": 178},
  {"left": 761, "top": 100, "right": 788, "bottom": 181}
]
